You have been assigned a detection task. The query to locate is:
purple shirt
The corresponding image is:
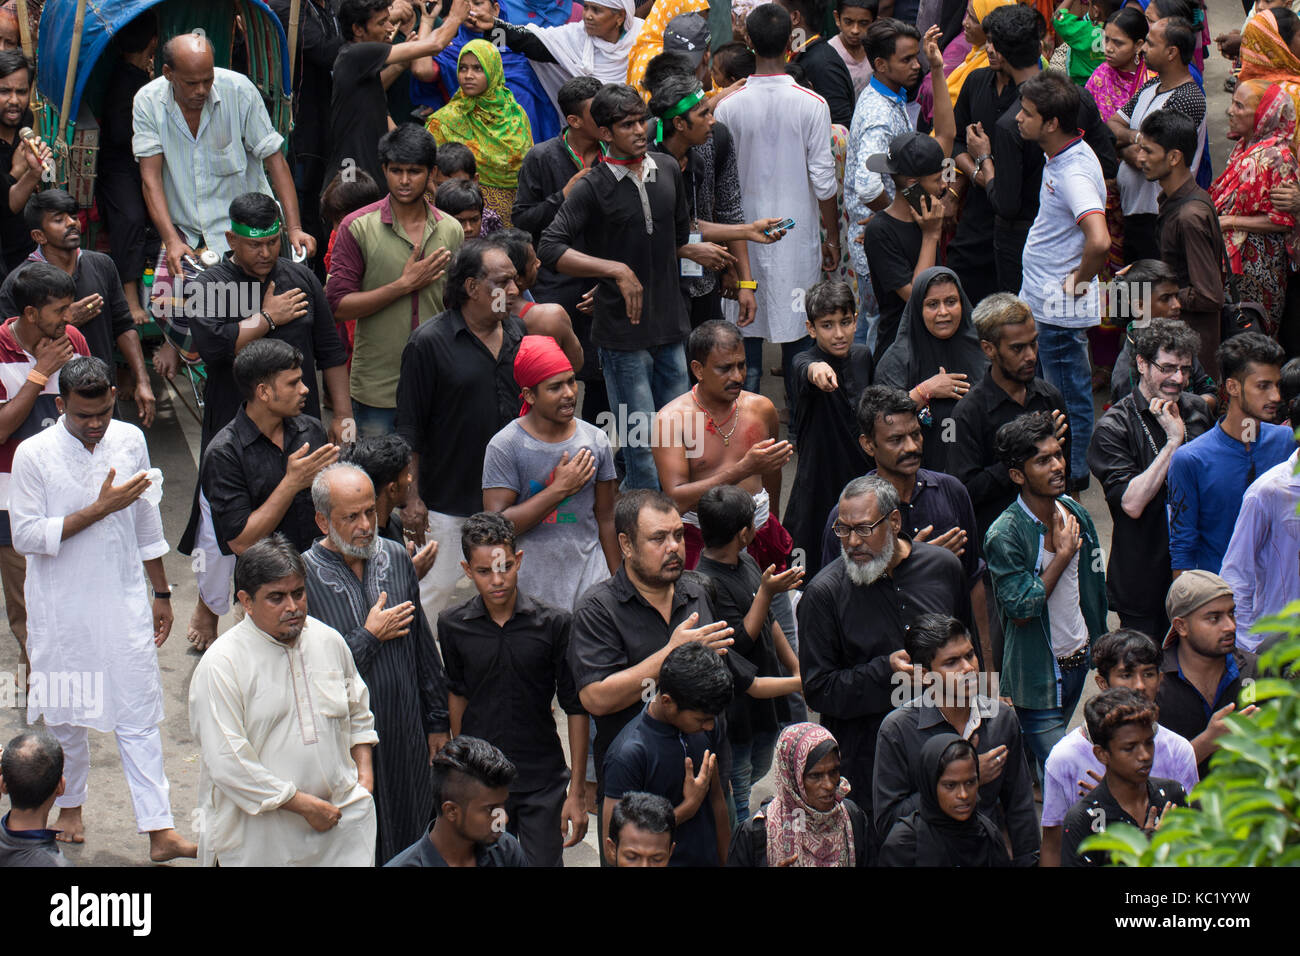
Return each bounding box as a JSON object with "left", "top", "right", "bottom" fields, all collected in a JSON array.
[
  {"left": 1220, "top": 450, "right": 1300, "bottom": 651},
  {"left": 1042, "top": 724, "right": 1199, "bottom": 827}
]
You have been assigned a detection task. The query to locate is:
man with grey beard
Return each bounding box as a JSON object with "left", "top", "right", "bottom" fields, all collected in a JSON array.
[
  {"left": 302, "top": 463, "right": 450, "bottom": 865},
  {"left": 797, "top": 475, "right": 972, "bottom": 821}
]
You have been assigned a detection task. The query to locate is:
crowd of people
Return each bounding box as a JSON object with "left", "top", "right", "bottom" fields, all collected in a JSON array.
[{"left": 0, "top": 0, "right": 1294, "bottom": 869}]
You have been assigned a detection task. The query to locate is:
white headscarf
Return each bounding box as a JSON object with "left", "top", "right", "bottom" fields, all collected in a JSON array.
[{"left": 527, "top": 0, "right": 643, "bottom": 102}]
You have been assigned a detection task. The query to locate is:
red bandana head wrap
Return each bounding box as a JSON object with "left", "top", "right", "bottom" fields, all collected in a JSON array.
[{"left": 514, "top": 334, "right": 573, "bottom": 416}]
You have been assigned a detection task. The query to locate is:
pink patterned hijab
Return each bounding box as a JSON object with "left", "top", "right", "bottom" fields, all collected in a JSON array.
[{"left": 764, "top": 723, "right": 856, "bottom": 867}]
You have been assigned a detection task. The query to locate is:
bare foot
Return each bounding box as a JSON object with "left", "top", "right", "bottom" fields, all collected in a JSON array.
[
  {"left": 187, "top": 601, "right": 219, "bottom": 652},
  {"left": 148, "top": 828, "right": 198, "bottom": 862},
  {"left": 54, "top": 806, "right": 85, "bottom": 844}
]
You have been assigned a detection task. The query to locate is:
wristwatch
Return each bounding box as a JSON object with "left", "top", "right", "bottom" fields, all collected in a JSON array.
[
  {"left": 974, "top": 154, "right": 991, "bottom": 172},
  {"left": 262, "top": 309, "right": 277, "bottom": 332}
]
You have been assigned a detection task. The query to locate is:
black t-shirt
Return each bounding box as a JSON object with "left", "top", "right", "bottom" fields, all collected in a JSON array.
[
  {"left": 696, "top": 553, "right": 789, "bottom": 744},
  {"left": 1061, "top": 776, "right": 1187, "bottom": 867},
  {"left": 326, "top": 42, "right": 392, "bottom": 193},
  {"left": 863, "top": 211, "right": 922, "bottom": 362},
  {"left": 603, "top": 706, "right": 726, "bottom": 867},
  {"left": 0, "top": 110, "right": 37, "bottom": 273}
]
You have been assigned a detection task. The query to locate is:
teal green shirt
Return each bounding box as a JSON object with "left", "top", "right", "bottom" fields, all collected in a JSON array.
[
  {"left": 1054, "top": 11, "right": 1105, "bottom": 86},
  {"left": 984, "top": 494, "right": 1109, "bottom": 710}
]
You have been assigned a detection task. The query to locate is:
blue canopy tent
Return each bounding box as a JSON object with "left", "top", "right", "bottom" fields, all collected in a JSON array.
[{"left": 37, "top": 0, "right": 292, "bottom": 146}]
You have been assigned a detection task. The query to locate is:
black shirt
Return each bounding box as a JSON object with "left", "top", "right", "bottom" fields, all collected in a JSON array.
[
  {"left": 438, "top": 591, "right": 584, "bottom": 791},
  {"left": 326, "top": 42, "right": 392, "bottom": 194},
  {"left": 603, "top": 705, "right": 726, "bottom": 867},
  {"left": 872, "top": 697, "right": 1039, "bottom": 865},
  {"left": 1086, "top": 390, "right": 1214, "bottom": 620},
  {"left": 696, "top": 553, "right": 789, "bottom": 745},
  {"left": 395, "top": 309, "right": 526, "bottom": 517},
  {"left": 819, "top": 469, "right": 985, "bottom": 591},
  {"left": 385, "top": 827, "right": 527, "bottom": 867},
  {"left": 0, "top": 110, "right": 37, "bottom": 273},
  {"left": 1156, "top": 638, "right": 1258, "bottom": 778},
  {"left": 512, "top": 135, "right": 593, "bottom": 318},
  {"left": 189, "top": 256, "right": 347, "bottom": 447},
  {"left": 726, "top": 796, "right": 872, "bottom": 867},
  {"left": 784, "top": 343, "right": 874, "bottom": 579},
  {"left": 863, "top": 211, "right": 921, "bottom": 362},
  {"left": 200, "top": 407, "right": 327, "bottom": 554},
  {"left": 0, "top": 252, "right": 134, "bottom": 369},
  {"left": 538, "top": 153, "right": 690, "bottom": 352},
  {"left": 796, "top": 540, "right": 973, "bottom": 809},
  {"left": 990, "top": 86, "right": 1117, "bottom": 224},
  {"left": 949, "top": 372, "right": 1071, "bottom": 538},
  {"left": 270, "top": 0, "right": 344, "bottom": 163},
  {"left": 948, "top": 68, "right": 1018, "bottom": 301},
  {"left": 791, "top": 37, "right": 856, "bottom": 128},
  {"left": 1061, "top": 776, "right": 1187, "bottom": 867},
  {"left": 570, "top": 566, "right": 744, "bottom": 796}
]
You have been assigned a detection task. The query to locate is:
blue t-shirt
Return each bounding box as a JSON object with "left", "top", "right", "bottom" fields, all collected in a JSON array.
[
  {"left": 603, "top": 706, "right": 724, "bottom": 867},
  {"left": 1168, "top": 421, "right": 1296, "bottom": 573}
]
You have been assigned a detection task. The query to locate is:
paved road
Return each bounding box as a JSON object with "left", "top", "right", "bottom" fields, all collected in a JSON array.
[{"left": 0, "top": 3, "right": 1237, "bottom": 865}]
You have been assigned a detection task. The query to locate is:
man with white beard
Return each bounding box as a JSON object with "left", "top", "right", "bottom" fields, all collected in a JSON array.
[
  {"left": 797, "top": 475, "right": 972, "bottom": 821},
  {"left": 301, "top": 463, "right": 449, "bottom": 865}
]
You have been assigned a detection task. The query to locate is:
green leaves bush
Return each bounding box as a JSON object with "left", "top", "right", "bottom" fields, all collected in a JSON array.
[{"left": 1079, "top": 624, "right": 1300, "bottom": 866}]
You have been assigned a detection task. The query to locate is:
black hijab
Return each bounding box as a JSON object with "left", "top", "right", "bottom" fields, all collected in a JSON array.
[
  {"left": 875, "top": 267, "right": 988, "bottom": 471},
  {"left": 914, "top": 733, "right": 1006, "bottom": 867}
]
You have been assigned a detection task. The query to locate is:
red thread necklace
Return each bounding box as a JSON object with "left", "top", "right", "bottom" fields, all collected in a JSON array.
[{"left": 691, "top": 385, "right": 740, "bottom": 446}]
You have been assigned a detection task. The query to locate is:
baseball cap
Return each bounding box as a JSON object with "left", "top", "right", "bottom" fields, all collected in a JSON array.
[
  {"left": 1163, "top": 570, "right": 1235, "bottom": 648},
  {"left": 664, "top": 12, "right": 711, "bottom": 68},
  {"left": 865, "top": 131, "right": 946, "bottom": 177}
]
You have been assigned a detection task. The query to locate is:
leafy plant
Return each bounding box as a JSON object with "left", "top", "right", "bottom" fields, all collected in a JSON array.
[{"left": 1079, "top": 621, "right": 1300, "bottom": 866}]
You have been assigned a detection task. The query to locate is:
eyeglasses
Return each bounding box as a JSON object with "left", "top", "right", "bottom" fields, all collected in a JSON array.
[
  {"left": 1150, "top": 361, "right": 1193, "bottom": 377},
  {"left": 832, "top": 514, "right": 890, "bottom": 539}
]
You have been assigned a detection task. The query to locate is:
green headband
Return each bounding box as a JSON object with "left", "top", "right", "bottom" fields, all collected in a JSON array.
[
  {"left": 230, "top": 219, "right": 282, "bottom": 239},
  {"left": 654, "top": 88, "right": 706, "bottom": 143}
]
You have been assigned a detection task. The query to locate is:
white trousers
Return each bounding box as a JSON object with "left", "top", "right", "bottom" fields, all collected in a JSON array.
[
  {"left": 195, "top": 491, "right": 236, "bottom": 615},
  {"left": 49, "top": 722, "right": 175, "bottom": 832},
  {"left": 418, "top": 511, "right": 471, "bottom": 635}
]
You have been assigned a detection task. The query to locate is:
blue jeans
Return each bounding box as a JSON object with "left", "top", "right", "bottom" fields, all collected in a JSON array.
[
  {"left": 1035, "top": 322, "right": 1093, "bottom": 482},
  {"left": 729, "top": 730, "right": 779, "bottom": 823},
  {"left": 855, "top": 295, "right": 879, "bottom": 350},
  {"left": 770, "top": 591, "right": 808, "bottom": 723},
  {"left": 599, "top": 343, "right": 689, "bottom": 491},
  {"left": 1015, "top": 661, "right": 1089, "bottom": 778},
  {"left": 352, "top": 400, "right": 396, "bottom": 438}
]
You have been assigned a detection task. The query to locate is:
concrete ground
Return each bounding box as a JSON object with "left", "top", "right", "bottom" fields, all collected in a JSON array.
[{"left": 0, "top": 1, "right": 1237, "bottom": 866}]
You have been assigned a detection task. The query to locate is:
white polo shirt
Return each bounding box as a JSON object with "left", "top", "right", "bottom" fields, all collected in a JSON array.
[{"left": 1019, "top": 136, "right": 1107, "bottom": 329}]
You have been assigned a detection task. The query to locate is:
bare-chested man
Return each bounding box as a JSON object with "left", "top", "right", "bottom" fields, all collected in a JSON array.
[{"left": 653, "top": 320, "right": 795, "bottom": 571}]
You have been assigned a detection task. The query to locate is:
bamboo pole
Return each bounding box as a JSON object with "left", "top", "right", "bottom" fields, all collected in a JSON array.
[
  {"left": 287, "top": 0, "right": 301, "bottom": 86},
  {"left": 13, "top": 0, "right": 32, "bottom": 62},
  {"left": 57, "top": 0, "right": 90, "bottom": 144}
]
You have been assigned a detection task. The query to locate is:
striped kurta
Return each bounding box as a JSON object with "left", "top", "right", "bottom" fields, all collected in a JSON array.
[{"left": 303, "top": 538, "right": 450, "bottom": 865}]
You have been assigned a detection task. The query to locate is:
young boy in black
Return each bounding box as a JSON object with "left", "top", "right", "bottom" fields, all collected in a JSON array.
[
  {"left": 1061, "top": 688, "right": 1189, "bottom": 867},
  {"left": 695, "top": 484, "right": 803, "bottom": 821},
  {"left": 783, "top": 279, "right": 875, "bottom": 578}
]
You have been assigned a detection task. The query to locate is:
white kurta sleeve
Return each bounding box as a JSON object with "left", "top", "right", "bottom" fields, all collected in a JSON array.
[
  {"left": 129, "top": 430, "right": 169, "bottom": 561},
  {"left": 807, "top": 101, "right": 838, "bottom": 202},
  {"left": 9, "top": 442, "right": 63, "bottom": 557},
  {"left": 189, "top": 653, "right": 300, "bottom": 815},
  {"left": 343, "top": 647, "right": 379, "bottom": 749}
]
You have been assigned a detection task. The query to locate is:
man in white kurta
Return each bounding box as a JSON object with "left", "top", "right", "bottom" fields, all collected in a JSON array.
[
  {"left": 9, "top": 356, "right": 194, "bottom": 859},
  {"left": 188, "top": 540, "right": 378, "bottom": 866},
  {"left": 714, "top": 44, "right": 838, "bottom": 405}
]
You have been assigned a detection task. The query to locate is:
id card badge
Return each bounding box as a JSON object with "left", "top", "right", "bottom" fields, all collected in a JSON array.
[{"left": 681, "top": 232, "right": 704, "bottom": 277}]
